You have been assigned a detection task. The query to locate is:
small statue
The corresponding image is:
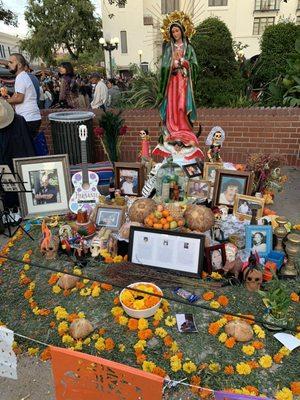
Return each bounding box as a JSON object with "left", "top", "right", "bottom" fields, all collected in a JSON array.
[
  {"left": 74, "top": 238, "right": 89, "bottom": 260},
  {"left": 139, "top": 129, "right": 151, "bottom": 161},
  {"left": 40, "top": 220, "right": 59, "bottom": 260},
  {"left": 242, "top": 252, "right": 263, "bottom": 292},
  {"left": 205, "top": 126, "right": 225, "bottom": 163}
]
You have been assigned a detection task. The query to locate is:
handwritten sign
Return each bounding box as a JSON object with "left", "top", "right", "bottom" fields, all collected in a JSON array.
[{"left": 50, "top": 346, "right": 163, "bottom": 400}]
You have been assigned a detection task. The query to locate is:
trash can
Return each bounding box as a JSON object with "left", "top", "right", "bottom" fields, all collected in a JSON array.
[{"left": 48, "top": 111, "right": 95, "bottom": 165}]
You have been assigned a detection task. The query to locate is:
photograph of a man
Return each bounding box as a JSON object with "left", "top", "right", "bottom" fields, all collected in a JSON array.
[{"left": 31, "top": 171, "right": 59, "bottom": 205}]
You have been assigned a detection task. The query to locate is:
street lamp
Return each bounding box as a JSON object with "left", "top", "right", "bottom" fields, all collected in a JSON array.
[
  {"left": 138, "top": 49, "right": 143, "bottom": 66},
  {"left": 100, "top": 37, "right": 119, "bottom": 78}
]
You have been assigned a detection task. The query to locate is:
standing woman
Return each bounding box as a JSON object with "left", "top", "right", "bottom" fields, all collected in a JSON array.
[{"left": 58, "top": 62, "right": 79, "bottom": 108}]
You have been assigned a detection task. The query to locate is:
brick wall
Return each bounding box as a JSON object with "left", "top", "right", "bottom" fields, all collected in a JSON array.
[{"left": 41, "top": 107, "right": 300, "bottom": 166}]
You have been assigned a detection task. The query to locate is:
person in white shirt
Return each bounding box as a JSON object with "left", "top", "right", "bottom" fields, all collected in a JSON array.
[
  {"left": 90, "top": 73, "right": 108, "bottom": 111},
  {"left": 7, "top": 53, "right": 41, "bottom": 139}
]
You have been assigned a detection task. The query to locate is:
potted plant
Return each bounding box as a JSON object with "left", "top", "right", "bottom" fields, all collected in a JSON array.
[{"left": 259, "top": 278, "right": 291, "bottom": 330}]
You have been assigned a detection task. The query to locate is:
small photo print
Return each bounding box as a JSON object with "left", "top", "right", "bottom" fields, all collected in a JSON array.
[
  {"left": 119, "top": 169, "right": 138, "bottom": 195},
  {"left": 176, "top": 314, "right": 198, "bottom": 333},
  {"left": 251, "top": 230, "right": 267, "bottom": 253},
  {"left": 98, "top": 210, "right": 120, "bottom": 228}
]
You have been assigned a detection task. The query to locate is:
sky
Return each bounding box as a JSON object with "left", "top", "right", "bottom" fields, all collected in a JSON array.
[{"left": 0, "top": 0, "right": 102, "bottom": 38}]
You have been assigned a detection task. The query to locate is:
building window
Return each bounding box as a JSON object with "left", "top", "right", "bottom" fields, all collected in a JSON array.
[
  {"left": 297, "top": 15, "right": 300, "bottom": 25},
  {"left": 161, "top": 0, "right": 179, "bottom": 14},
  {"left": 141, "top": 62, "right": 149, "bottom": 73},
  {"left": 253, "top": 17, "right": 275, "bottom": 35},
  {"left": 120, "top": 31, "right": 128, "bottom": 53},
  {"left": 298, "top": 0, "right": 300, "bottom": 10},
  {"left": 7, "top": 46, "right": 11, "bottom": 55},
  {"left": 0, "top": 45, "right": 6, "bottom": 58},
  {"left": 208, "top": 0, "right": 228, "bottom": 6},
  {"left": 254, "top": 0, "right": 280, "bottom": 11}
]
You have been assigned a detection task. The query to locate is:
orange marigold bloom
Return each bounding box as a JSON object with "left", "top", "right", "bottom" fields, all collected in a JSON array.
[
  {"left": 247, "top": 360, "right": 260, "bottom": 369},
  {"left": 240, "top": 314, "right": 255, "bottom": 324},
  {"left": 113, "top": 297, "right": 120, "bottom": 305},
  {"left": 208, "top": 322, "right": 221, "bottom": 336},
  {"left": 225, "top": 337, "right": 236, "bottom": 348},
  {"left": 290, "top": 382, "right": 300, "bottom": 395},
  {"left": 176, "top": 352, "right": 183, "bottom": 360},
  {"left": 163, "top": 352, "right": 171, "bottom": 359},
  {"left": 152, "top": 320, "right": 160, "bottom": 327},
  {"left": 68, "top": 313, "right": 78, "bottom": 322},
  {"left": 138, "top": 329, "right": 153, "bottom": 340},
  {"left": 40, "top": 347, "right": 52, "bottom": 361},
  {"left": 39, "top": 309, "right": 51, "bottom": 316},
  {"left": 224, "top": 314, "right": 234, "bottom": 322},
  {"left": 202, "top": 291, "right": 215, "bottom": 301},
  {"left": 99, "top": 328, "right": 106, "bottom": 335},
  {"left": 101, "top": 283, "right": 113, "bottom": 291},
  {"left": 128, "top": 318, "right": 139, "bottom": 331},
  {"left": 245, "top": 386, "right": 259, "bottom": 396},
  {"left": 217, "top": 295, "right": 229, "bottom": 307},
  {"left": 49, "top": 321, "right": 56, "bottom": 328},
  {"left": 273, "top": 353, "right": 284, "bottom": 364},
  {"left": 20, "top": 276, "right": 31, "bottom": 285},
  {"left": 224, "top": 365, "right": 234, "bottom": 375},
  {"left": 199, "top": 388, "right": 213, "bottom": 399},
  {"left": 24, "top": 289, "right": 33, "bottom": 300},
  {"left": 29, "top": 301, "right": 37, "bottom": 309},
  {"left": 153, "top": 366, "right": 167, "bottom": 377},
  {"left": 105, "top": 338, "right": 115, "bottom": 351},
  {"left": 252, "top": 341, "right": 264, "bottom": 350},
  {"left": 136, "top": 353, "right": 147, "bottom": 364},
  {"left": 48, "top": 274, "right": 59, "bottom": 285},
  {"left": 164, "top": 335, "right": 173, "bottom": 347},
  {"left": 190, "top": 375, "right": 201, "bottom": 394},
  {"left": 290, "top": 292, "right": 299, "bottom": 302},
  {"left": 76, "top": 282, "right": 85, "bottom": 289},
  {"left": 63, "top": 289, "right": 70, "bottom": 297}
]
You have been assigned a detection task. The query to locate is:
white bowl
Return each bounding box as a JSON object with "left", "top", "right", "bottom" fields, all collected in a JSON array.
[{"left": 119, "top": 282, "right": 163, "bottom": 319}]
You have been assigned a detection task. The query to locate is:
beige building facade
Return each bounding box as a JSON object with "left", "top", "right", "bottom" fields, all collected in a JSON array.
[
  {"left": 0, "top": 32, "right": 21, "bottom": 61},
  {"left": 101, "top": 0, "right": 300, "bottom": 75}
]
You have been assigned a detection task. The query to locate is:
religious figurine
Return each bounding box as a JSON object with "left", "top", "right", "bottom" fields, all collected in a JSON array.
[
  {"left": 139, "top": 129, "right": 151, "bottom": 161},
  {"left": 205, "top": 126, "right": 225, "bottom": 163},
  {"left": 152, "top": 11, "right": 204, "bottom": 163}
]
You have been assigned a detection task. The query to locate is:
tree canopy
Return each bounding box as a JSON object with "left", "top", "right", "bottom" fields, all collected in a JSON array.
[
  {"left": 21, "top": 0, "right": 102, "bottom": 64},
  {"left": 0, "top": 1, "right": 17, "bottom": 26}
]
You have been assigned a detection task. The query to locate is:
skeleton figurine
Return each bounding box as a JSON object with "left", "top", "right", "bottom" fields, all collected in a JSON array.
[
  {"left": 242, "top": 252, "right": 263, "bottom": 292},
  {"left": 40, "top": 220, "right": 59, "bottom": 260},
  {"left": 205, "top": 126, "right": 225, "bottom": 163},
  {"left": 74, "top": 238, "right": 89, "bottom": 260},
  {"left": 141, "top": 162, "right": 162, "bottom": 198}
]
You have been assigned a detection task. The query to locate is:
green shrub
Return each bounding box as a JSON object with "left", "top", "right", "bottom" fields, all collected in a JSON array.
[{"left": 191, "top": 17, "right": 245, "bottom": 107}]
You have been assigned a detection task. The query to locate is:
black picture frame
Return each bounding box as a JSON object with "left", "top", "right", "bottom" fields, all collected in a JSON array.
[
  {"left": 205, "top": 243, "right": 226, "bottom": 274},
  {"left": 128, "top": 226, "right": 205, "bottom": 278},
  {"left": 182, "top": 162, "right": 203, "bottom": 178}
]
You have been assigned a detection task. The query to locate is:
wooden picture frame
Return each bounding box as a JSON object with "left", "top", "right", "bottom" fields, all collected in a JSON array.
[
  {"left": 245, "top": 225, "right": 273, "bottom": 258},
  {"left": 114, "top": 162, "right": 144, "bottom": 196},
  {"left": 203, "top": 162, "right": 223, "bottom": 184},
  {"left": 92, "top": 203, "right": 125, "bottom": 231},
  {"left": 205, "top": 243, "right": 226, "bottom": 274},
  {"left": 213, "top": 169, "right": 253, "bottom": 209},
  {"left": 187, "top": 179, "right": 210, "bottom": 201},
  {"left": 128, "top": 226, "right": 205, "bottom": 278},
  {"left": 233, "top": 194, "right": 265, "bottom": 221},
  {"left": 13, "top": 154, "right": 72, "bottom": 219},
  {"left": 182, "top": 162, "right": 203, "bottom": 178}
]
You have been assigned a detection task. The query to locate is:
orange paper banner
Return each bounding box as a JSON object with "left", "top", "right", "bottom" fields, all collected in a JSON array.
[{"left": 50, "top": 346, "right": 163, "bottom": 400}]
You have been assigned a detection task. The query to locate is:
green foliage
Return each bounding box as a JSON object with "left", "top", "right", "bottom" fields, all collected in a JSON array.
[
  {"left": 257, "top": 22, "right": 300, "bottom": 86},
  {"left": 191, "top": 17, "right": 245, "bottom": 107},
  {"left": 0, "top": 0, "right": 17, "bottom": 26},
  {"left": 21, "top": 0, "right": 102, "bottom": 64},
  {"left": 98, "top": 111, "right": 125, "bottom": 163},
  {"left": 259, "top": 278, "right": 291, "bottom": 319},
  {"left": 117, "top": 70, "right": 160, "bottom": 109},
  {"left": 56, "top": 49, "right": 105, "bottom": 76}
]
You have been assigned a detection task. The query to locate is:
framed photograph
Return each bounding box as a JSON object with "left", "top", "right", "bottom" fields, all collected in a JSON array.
[
  {"left": 94, "top": 204, "right": 125, "bottom": 231},
  {"left": 115, "top": 162, "right": 144, "bottom": 196},
  {"left": 205, "top": 244, "right": 226, "bottom": 273},
  {"left": 176, "top": 314, "right": 198, "bottom": 333},
  {"left": 233, "top": 194, "right": 265, "bottom": 221},
  {"left": 183, "top": 162, "right": 203, "bottom": 178},
  {"left": 245, "top": 225, "right": 273, "bottom": 258},
  {"left": 203, "top": 162, "right": 223, "bottom": 185},
  {"left": 187, "top": 179, "right": 210, "bottom": 201},
  {"left": 128, "top": 226, "right": 205, "bottom": 278},
  {"left": 13, "top": 155, "right": 72, "bottom": 219},
  {"left": 213, "top": 169, "right": 253, "bottom": 208}
]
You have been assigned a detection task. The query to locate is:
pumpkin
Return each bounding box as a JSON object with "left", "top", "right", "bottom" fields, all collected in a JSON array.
[
  {"left": 119, "top": 221, "right": 143, "bottom": 240},
  {"left": 69, "top": 318, "right": 94, "bottom": 339},
  {"left": 57, "top": 274, "right": 80, "bottom": 290},
  {"left": 128, "top": 198, "right": 156, "bottom": 223},
  {"left": 184, "top": 205, "right": 215, "bottom": 232},
  {"left": 225, "top": 320, "right": 254, "bottom": 342}
]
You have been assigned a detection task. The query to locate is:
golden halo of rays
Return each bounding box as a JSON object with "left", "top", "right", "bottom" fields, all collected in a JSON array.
[{"left": 161, "top": 11, "right": 196, "bottom": 42}]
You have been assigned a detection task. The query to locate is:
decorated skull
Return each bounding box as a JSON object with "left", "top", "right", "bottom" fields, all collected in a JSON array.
[
  {"left": 243, "top": 267, "right": 263, "bottom": 292},
  {"left": 41, "top": 236, "right": 59, "bottom": 260},
  {"left": 219, "top": 205, "right": 229, "bottom": 221},
  {"left": 90, "top": 236, "right": 106, "bottom": 258}
]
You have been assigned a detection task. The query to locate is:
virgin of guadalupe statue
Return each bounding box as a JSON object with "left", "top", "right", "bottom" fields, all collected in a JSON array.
[{"left": 153, "top": 11, "right": 204, "bottom": 163}]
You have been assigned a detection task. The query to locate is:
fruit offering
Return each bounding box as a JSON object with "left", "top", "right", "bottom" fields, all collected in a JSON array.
[{"left": 144, "top": 204, "right": 185, "bottom": 230}]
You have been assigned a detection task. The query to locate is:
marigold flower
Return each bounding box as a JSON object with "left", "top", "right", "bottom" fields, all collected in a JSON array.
[
  {"left": 218, "top": 333, "right": 228, "bottom": 343},
  {"left": 74, "top": 340, "right": 83, "bottom": 351},
  {"left": 208, "top": 322, "right": 221, "bottom": 336},
  {"left": 259, "top": 355, "right": 272, "bottom": 369},
  {"left": 50, "top": 321, "right": 56, "bottom": 329},
  {"left": 190, "top": 375, "right": 201, "bottom": 393},
  {"left": 183, "top": 361, "right": 197, "bottom": 374},
  {"left": 83, "top": 338, "right": 91, "bottom": 345},
  {"left": 100, "top": 283, "right": 113, "bottom": 291},
  {"left": 273, "top": 353, "right": 284, "bottom": 364},
  {"left": 224, "top": 365, "right": 234, "bottom": 375},
  {"left": 40, "top": 347, "right": 51, "bottom": 361},
  {"left": 95, "top": 337, "right": 105, "bottom": 351},
  {"left": 138, "top": 329, "right": 153, "bottom": 340},
  {"left": 225, "top": 337, "right": 236, "bottom": 348},
  {"left": 247, "top": 360, "right": 260, "bottom": 369},
  {"left": 236, "top": 362, "right": 252, "bottom": 375},
  {"left": 155, "top": 327, "right": 168, "bottom": 338},
  {"left": 24, "top": 289, "right": 33, "bottom": 299},
  {"left": 244, "top": 386, "right": 259, "bottom": 396},
  {"left": 91, "top": 287, "right": 101, "bottom": 297},
  {"left": 164, "top": 316, "right": 176, "bottom": 327},
  {"left": 279, "top": 346, "right": 291, "bottom": 356},
  {"left": 136, "top": 353, "right": 147, "bottom": 364},
  {"left": 170, "top": 341, "right": 179, "bottom": 353},
  {"left": 208, "top": 363, "right": 221, "bottom": 373},
  {"left": 217, "top": 295, "right": 229, "bottom": 307},
  {"left": 161, "top": 299, "right": 170, "bottom": 313},
  {"left": 290, "top": 292, "right": 299, "bottom": 302},
  {"left": 253, "top": 324, "right": 265, "bottom": 339},
  {"left": 242, "top": 345, "right": 255, "bottom": 356},
  {"left": 290, "top": 381, "right": 300, "bottom": 395},
  {"left": 118, "top": 316, "right": 128, "bottom": 326},
  {"left": 28, "top": 347, "right": 39, "bottom": 356},
  {"left": 275, "top": 388, "right": 293, "bottom": 400},
  {"left": 211, "top": 272, "right": 222, "bottom": 280},
  {"left": 111, "top": 306, "right": 124, "bottom": 317},
  {"left": 142, "top": 360, "right": 156, "bottom": 373},
  {"left": 252, "top": 341, "right": 264, "bottom": 350},
  {"left": 138, "top": 318, "right": 148, "bottom": 331},
  {"left": 62, "top": 334, "right": 74, "bottom": 345},
  {"left": 164, "top": 335, "right": 173, "bottom": 347},
  {"left": 48, "top": 274, "right": 59, "bottom": 285},
  {"left": 118, "top": 344, "right": 125, "bottom": 352},
  {"left": 153, "top": 319, "right": 160, "bottom": 328},
  {"left": 170, "top": 355, "right": 182, "bottom": 372},
  {"left": 98, "top": 327, "right": 105, "bottom": 335},
  {"left": 153, "top": 366, "right": 167, "bottom": 377},
  {"left": 73, "top": 267, "right": 82, "bottom": 276},
  {"left": 128, "top": 318, "right": 138, "bottom": 331},
  {"left": 153, "top": 308, "right": 164, "bottom": 321},
  {"left": 58, "top": 321, "right": 69, "bottom": 336},
  {"left": 80, "top": 287, "right": 91, "bottom": 296},
  {"left": 105, "top": 338, "right": 115, "bottom": 351},
  {"left": 210, "top": 300, "right": 221, "bottom": 309},
  {"left": 202, "top": 291, "right": 214, "bottom": 301},
  {"left": 113, "top": 297, "right": 120, "bottom": 305}
]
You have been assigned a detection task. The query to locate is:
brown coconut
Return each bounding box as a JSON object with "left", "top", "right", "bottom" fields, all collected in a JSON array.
[
  {"left": 57, "top": 274, "right": 80, "bottom": 290},
  {"left": 225, "top": 320, "right": 254, "bottom": 342},
  {"left": 184, "top": 205, "right": 215, "bottom": 232},
  {"left": 119, "top": 221, "right": 143, "bottom": 240},
  {"left": 69, "top": 318, "right": 94, "bottom": 339},
  {"left": 128, "top": 198, "right": 156, "bottom": 223}
]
